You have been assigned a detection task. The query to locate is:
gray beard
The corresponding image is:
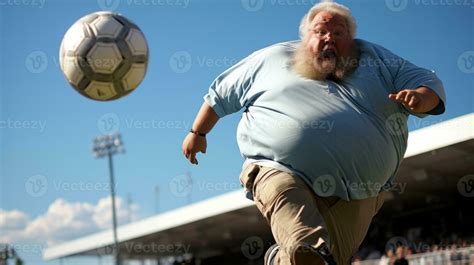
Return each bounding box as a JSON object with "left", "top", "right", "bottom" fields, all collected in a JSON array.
[{"left": 292, "top": 42, "right": 360, "bottom": 82}]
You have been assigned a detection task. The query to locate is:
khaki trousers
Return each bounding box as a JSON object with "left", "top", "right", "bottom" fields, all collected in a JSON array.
[{"left": 239, "top": 164, "right": 385, "bottom": 265}]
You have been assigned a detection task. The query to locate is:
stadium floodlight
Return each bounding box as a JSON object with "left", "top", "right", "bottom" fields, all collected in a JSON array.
[{"left": 92, "top": 132, "right": 125, "bottom": 265}]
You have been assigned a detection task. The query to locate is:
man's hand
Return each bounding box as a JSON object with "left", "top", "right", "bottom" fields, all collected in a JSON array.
[
  {"left": 181, "top": 102, "right": 219, "bottom": 165},
  {"left": 388, "top": 86, "right": 440, "bottom": 114},
  {"left": 182, "top": 133, "right": 207, "bottom": 165}
]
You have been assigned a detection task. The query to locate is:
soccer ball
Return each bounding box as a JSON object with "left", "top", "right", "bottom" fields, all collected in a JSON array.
[{"left": 59, "top": 11, "right": 149, "bottom": 101}]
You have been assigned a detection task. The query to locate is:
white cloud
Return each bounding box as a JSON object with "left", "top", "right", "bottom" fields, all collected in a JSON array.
[
  {"left": 0, "top": 209, "right": 29, "bottom": 230},
  {"left": 0, "top": 196, "right": 139, "bottom": 246}
]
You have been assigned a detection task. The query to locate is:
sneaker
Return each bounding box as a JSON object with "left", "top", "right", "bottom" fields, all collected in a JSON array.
[
  {"left": 265, "top": 243, "right": 337, "bottom": 265},
  {"left": 293, "top": 243, "right": 337, "bottom": 265},
  {"left": 317, "top": 244, "right": 337, "bottom": 265},
  {"left": 264, "top": 244, "right": 279, "bottom": 265}
]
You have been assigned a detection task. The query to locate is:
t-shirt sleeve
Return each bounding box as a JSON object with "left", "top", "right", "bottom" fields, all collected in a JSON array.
[
  {"left": 381, "top": 47, "right": 447, "bottom": 118},
  {"left": 203, "top": 52, "right": 262, "bottom": 118},
  {"left": 395, "top": 60, "right": 446, "bottom": 117}
]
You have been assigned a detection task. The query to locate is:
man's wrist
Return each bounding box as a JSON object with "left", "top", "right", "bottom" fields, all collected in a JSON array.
[
  {"left": 189, "top": 129, "right": 206, "bottom": 137},
  {"left": 416, "top": 86, "right": 440, "bottom": 113}
]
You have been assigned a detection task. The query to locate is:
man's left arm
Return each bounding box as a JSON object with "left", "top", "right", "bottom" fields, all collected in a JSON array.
[
  {"left": 388, "top": 86, "right": 443, "bottom": 114},
  {"left": 381, "top": 48, "right": 447, "bottom": 117}
]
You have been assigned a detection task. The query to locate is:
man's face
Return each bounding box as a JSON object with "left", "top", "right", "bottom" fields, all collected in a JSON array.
[{"left": 303, "top": 11, "right": 353, "bottom": 74}]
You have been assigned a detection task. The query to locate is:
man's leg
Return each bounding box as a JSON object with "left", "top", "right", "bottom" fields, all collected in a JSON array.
[
  {"left": 316, "top": 192, "right": 386, "bottom": 264},
  {"left": 240, "top": 164, "right": 332, "bottom": 265},
  {"left": 240, "top": 164, "right": 385, "bottom": 265}
]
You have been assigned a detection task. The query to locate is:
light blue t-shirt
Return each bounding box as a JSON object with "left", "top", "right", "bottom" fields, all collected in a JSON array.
[{"left": 204, "top": 39, "right": 446, "bottom": 200}]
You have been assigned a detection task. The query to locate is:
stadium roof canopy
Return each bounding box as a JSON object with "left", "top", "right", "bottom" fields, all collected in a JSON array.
[{"left": 43, "top": 113, "right": 474, "bottom": 261}]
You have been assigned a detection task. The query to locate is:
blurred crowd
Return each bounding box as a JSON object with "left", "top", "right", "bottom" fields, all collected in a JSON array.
[{"left": 353, "top": 238, "right": 474, "bottom": 265}]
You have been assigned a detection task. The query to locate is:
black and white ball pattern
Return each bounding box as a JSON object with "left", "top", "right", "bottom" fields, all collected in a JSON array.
[{"left": 60, "top": 11, "right": 149, "bottom": 101}]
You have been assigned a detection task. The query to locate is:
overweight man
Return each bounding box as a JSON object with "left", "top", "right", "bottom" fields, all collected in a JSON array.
[{"left": 182, "top": 1, "right": 446, "bottom": 264}]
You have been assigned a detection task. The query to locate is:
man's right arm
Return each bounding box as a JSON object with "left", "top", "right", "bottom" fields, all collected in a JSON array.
[
  {"left": 181, "top": 48, "right": 265, "bottom": 165},
  {"left": 182, "top": 102, "right": 219, "bottom": 165}
]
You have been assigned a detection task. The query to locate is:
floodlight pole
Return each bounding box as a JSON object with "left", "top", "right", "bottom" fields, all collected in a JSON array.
[
  {"left": 107, "top": 150, "right": 120, "bottom": 265},
  {"left": 92, "top": 133, "right": 124, "bottom": 265}
]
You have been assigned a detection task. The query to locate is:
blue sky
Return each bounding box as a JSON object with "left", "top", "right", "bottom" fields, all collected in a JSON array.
[{"left": 0, "top": 0, "right": 473, "bottom": 264}]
